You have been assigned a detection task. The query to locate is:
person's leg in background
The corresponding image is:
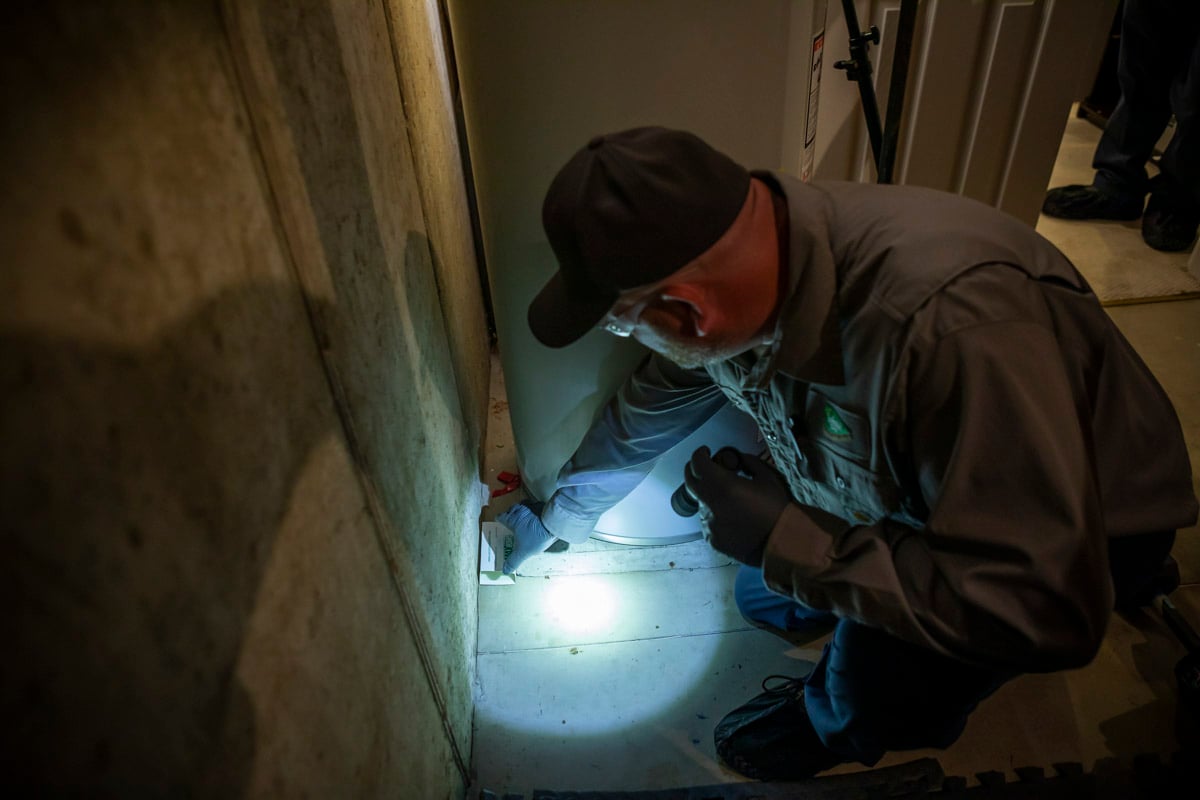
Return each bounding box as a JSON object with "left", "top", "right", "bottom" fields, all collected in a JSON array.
[
  {"left": 1092, "top": 0, "right": 1187, "bottom": 199},
  {"left": 1141, "top": 2, "right": 1200, "bottom": 250},
  {"left": 1042, "top": 0, "right": 1196, "bottom": 231}
]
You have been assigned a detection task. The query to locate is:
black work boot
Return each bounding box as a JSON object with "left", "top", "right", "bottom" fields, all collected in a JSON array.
[
  {"left": 714, "top": 676, "right": 844, "bottom": 780},
  {"left": 1042, "top": 184, "right": 1144, "bottom": 221},
  {"left": 1142, "top": 175, "right": 1200, "bottom": 252}
]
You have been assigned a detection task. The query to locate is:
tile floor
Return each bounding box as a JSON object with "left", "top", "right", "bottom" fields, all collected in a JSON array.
[{"left": 471, "top": 113, "right": 1200, "bottom": 797}]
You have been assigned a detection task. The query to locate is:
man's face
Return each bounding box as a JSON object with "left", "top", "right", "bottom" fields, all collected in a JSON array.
[
  {"left": 618, "top": 297, "right": 754, "bottom": 369},
  {"left": 634, "top": 325, "right": 753, "bottom": 370},
  {"left": 598, "top": 271, "right": 767, "bottom": 368},
  {"left": 597, "top": 179, "right": 781, "bottom": 368}
]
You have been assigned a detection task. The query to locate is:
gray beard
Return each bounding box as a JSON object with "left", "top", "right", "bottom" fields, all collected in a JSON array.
[{"left": 654, "top": 339, "right": 756, "bottom": 370}]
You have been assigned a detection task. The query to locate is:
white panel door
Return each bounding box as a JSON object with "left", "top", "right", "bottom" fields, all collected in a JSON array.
[{"left": 815, "top": 0, "right": 1118, "bottom": 225}]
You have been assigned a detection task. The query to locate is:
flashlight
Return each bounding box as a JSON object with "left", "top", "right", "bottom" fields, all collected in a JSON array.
[{"left": 669, "top": 447, "right": 745, "bottom": 517}]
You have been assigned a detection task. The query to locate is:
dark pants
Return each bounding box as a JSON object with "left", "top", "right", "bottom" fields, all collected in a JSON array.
[
  {"left": 733, "top": 530, "right": 1176, "bottom": 765},
  {"left": 1093, "top": 0, "right": 1200, "bottom": 204}
]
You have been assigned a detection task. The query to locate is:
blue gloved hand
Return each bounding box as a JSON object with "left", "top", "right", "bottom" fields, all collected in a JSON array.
[{"left": 496, "top": 500, "right": 557, "bottom": 575}]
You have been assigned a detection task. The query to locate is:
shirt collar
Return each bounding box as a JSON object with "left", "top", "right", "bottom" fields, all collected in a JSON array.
[{"left": 750, "top": 171, "right": 844, "bottom": 387}]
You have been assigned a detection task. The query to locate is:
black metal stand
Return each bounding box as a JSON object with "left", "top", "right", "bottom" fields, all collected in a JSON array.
[{"left": 833, "top": 0, "right": 919, "bottom": 184}]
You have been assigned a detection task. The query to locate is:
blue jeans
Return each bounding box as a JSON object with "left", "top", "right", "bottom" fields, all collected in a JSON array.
[
  {"left": 734, "top": 566, "right": 1010, "bottom": 766},
  {"left": 734, "top": 527, "right": 1176, "bottom": 765}
]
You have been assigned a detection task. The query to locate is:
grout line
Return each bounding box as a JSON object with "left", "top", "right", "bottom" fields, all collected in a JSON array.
[
  {"left": 477, "top": 625, "right": 760, "bottom": 657},
  {"left": 497, "top": 563, "right": 736, "bottom": 581}
]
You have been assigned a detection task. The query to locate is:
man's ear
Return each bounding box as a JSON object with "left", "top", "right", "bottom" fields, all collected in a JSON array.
[{"left": 657, "top": 284, "right": 709, "bottom": 336}]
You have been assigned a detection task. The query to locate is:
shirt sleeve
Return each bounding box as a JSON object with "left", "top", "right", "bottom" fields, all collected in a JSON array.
[
  {"left": 761, "top": 316, "right": 1114, "bottom": 672},
  {"left": 542, "top": 353, "right": 728, "bottom": 542}
]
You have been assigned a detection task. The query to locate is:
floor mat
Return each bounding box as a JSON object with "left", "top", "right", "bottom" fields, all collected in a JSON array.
[{"left": 1036, "top": 213, "right": 1200, "bottom": 305}]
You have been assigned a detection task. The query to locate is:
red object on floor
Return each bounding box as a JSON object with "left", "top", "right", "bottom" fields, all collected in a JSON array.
[{"left": 491, "top": 470, "right": 521, "bottom": 498}]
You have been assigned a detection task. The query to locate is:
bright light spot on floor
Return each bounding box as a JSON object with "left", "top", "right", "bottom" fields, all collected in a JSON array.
[
  {"left": 543, "top": 575, "right": 617, "bottom": 634},
  {"left": 477, "top": 566, "right": 734, "bottom": 738}
]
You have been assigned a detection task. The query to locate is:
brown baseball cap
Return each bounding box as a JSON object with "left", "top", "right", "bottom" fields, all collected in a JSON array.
[{"left": 529, "top": 127, "right": 752, "bottom": 348}]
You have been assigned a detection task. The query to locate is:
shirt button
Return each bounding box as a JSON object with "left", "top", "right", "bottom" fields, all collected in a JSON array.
[
  {"left": 766, "top": 431, "right": 778, "bottom": 442},
  {"left": 835, "top": 475, "right": 846, "bottom": 490}
]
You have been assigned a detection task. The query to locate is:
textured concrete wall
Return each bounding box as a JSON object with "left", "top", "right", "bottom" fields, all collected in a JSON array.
[
  {"left": 1, "top": 1, "right": 484, "bottom": 795},
  {"left": 384, "top": 0, "right": 490, "bottom": 448}
]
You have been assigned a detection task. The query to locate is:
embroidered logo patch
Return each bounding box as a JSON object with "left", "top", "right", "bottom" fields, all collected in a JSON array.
[{"left": 823, "top": 404, "right": 852, "bottom": 440}]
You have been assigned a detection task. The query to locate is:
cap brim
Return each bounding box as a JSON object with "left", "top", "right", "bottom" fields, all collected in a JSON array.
[{"left": 527, "top": 272, "right": 617, "bottom": 348}]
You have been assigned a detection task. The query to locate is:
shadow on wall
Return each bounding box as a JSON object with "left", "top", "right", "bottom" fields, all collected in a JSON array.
[
  {"left": 0, "top": 0, "right": 475, "bottom": 790},
  {"left": 1, "top": 283, "right": 338, "bottom": 791},
  {"left": 257, "top": 0, "right": 472, "bottom": 557},
  {"left": 253, "top": 0, "right": 477, "bottom": 758},
  {"left": 1, "top": 230, "right": 463, "bottom": 793}
]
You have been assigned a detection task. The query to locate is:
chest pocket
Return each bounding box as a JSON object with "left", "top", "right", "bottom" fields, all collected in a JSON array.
[{"left": 791, "top": 391, "right": 906, "bottom": 525}]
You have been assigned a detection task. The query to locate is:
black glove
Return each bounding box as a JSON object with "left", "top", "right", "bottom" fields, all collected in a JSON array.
[{"left": 684, "top": 446, "right": 790, "bottom": 566}]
